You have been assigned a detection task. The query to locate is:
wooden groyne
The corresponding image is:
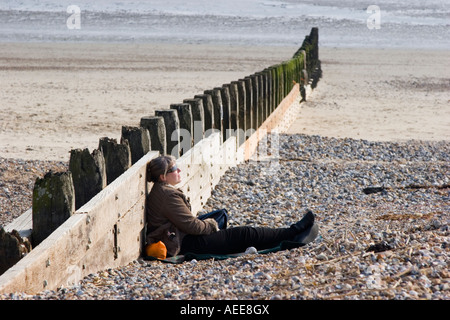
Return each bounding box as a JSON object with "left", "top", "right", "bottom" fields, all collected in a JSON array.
[{"left": 0, "top": 28, "right": 321, "bottom": 294}]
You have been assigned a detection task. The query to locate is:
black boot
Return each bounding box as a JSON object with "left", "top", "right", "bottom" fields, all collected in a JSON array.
[{"left": 291, "top": 210, "right": 315, "bottom": 233}]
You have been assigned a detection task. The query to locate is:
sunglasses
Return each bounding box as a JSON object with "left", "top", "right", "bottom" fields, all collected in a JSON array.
[{"left": 166, "top": 164, "right": 178, "bottom": 174}]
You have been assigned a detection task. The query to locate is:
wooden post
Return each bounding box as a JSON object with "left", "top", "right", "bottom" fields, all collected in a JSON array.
[
  {"left": 223, "top": 82, "right": 240, "bottom": 146},
  {"left": 140, "top": 116, "right": 166, "bottom": 155},
  {"left": 32, "top": 171, "right": 75, "bottom": 246},
  {"left": 262, "top": 69, "right": 270, "bottom": 116},
  {"left": 263, "top": 69, "right": 272, "bottom": 117},
  {"left": 252, "top": 74, "right": 262, "bottom": 129},
  {"left": 217, "top": 86, "right": 231, "bottom": 142},
  {"left": 271, "top": 64, "right": 280, "bottom": 107},
  {"left": 69, "top": 148, "right": 107, "bottom": 210},
  {"left": 257, "top": 72, "right": 267, "bottom": 124},
  {"left": 183, "top": 98, "right": 205, "bottom": 145},
  {"left": 256, "top": 72, "right": 264, "bottom": 123},
  {"left": 0, "top": 228, "right": 31, "bottom": 275},
  {"left": 98, "top": 137, "right": 131, "bottom": 185},
  {"left": 155, "top": 109, "right": 180, "bottom": 158},
  {"left": 194, "top": 94, "right": 214, "bottom": 137},
  {"left": 170, "top": 103, "right": 193, "bottom": 155},
  {"left": 252, "top": 75, "right": 261, "bottom": 129},
  {"left": 121, "top": 126, "right": 151, "bottom": 165},
  {"left": 269, "top": 66, "right": 277, "bottom": 113},
  {"left": 233, "top": 80, "right": 246, "bottom": 145},
  {"left": 242, "top": 77, "right": 253, "bottom": 133},
  {"left": 204, "top": 88, "right": 223, "bottom": 140},
  {"left": 279, "top": 64, "right": 285, "bottom": 105}
]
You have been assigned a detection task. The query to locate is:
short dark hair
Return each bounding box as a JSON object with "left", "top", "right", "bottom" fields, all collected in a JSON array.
[{"left": 147, "top": 155, "right": 176, "bottom": 183}]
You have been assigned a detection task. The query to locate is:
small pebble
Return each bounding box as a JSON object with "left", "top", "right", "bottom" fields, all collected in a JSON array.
[{"left": 245, "top": 247, "right": 258, "bottom": 254}]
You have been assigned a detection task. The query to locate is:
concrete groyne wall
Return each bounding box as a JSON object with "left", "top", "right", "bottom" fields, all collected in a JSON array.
[{"left": 0, "top": 28, "right": 321, "bottom": 294}]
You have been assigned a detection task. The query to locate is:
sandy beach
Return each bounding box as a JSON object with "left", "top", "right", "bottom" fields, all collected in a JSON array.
[
  {"left": 288, "top": 47, "right": 450, "bottom": 141},
  {"left": 1, "top": 43, "right": 448, "bottom": 162}
]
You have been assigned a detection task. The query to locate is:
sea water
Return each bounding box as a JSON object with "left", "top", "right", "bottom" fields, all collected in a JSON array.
[{"left": 0, "top": 0, "right": 448, "bottom": 48}]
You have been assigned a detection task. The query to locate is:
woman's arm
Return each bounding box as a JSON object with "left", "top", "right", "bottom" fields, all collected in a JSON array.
[{"left": 164, "top": 192, "right": 218, "bottom": 235}]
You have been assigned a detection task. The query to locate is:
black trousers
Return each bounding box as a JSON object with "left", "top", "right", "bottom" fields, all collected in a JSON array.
[{"left": 180, "top": 226, "right": 297, "bottom": 255}]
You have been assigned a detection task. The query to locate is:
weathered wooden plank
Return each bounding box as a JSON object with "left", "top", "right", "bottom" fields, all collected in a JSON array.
[
  {"left": 79, "top": 197, "right": 146, "bottom": 278},
  {"left": 180, "top": 167, "right": 212, "bottom": 215},
  {"left": 221, "top": 136, "right": 239, "bottom": 168}
]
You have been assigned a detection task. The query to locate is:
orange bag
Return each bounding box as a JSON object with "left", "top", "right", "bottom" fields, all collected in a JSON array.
[{"left": 145, "top": 241, "right": 167, "bottom": 260}]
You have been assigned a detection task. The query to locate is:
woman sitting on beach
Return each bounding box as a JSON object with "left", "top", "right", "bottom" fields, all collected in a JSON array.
[{"left": 145, "top": 155, "right": 318, "bottom": 258}]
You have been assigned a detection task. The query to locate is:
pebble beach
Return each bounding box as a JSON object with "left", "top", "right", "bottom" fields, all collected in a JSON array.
[{"left": 1, "top": 134, "right": 448, "bottom": 300}]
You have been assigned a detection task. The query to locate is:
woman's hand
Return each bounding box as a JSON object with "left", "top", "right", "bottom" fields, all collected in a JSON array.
[{"left": 203, "top": 218, "right": 219, "bottom": 232}]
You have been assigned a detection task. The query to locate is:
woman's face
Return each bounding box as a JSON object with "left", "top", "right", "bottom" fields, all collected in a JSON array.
[{"left": 160, "top": 163, "right": 181, "bottom": 186}]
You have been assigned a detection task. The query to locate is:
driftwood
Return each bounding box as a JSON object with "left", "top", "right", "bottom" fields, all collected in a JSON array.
[{"left": 363, "top": 184, "right": 450, "bottom": 194}]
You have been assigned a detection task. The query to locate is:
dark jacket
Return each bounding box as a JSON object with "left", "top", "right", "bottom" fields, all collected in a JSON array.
[{"left": 145, "top": 182, "right": 218, "bottom": 256}]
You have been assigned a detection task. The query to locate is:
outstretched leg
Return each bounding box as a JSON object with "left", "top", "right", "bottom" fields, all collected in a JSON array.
[{"left": 180, "top": 210, "right": 317, "bottom": 255}]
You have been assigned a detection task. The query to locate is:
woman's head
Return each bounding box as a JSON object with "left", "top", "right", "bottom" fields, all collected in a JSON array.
[{"left": 147, "top": 155, "right": 181, "bottom": 185}]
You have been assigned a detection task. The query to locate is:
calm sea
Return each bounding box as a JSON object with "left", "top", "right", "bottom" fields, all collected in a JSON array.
[{"left": 0, "top": 0, "right": 449, "bottom": 48}]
